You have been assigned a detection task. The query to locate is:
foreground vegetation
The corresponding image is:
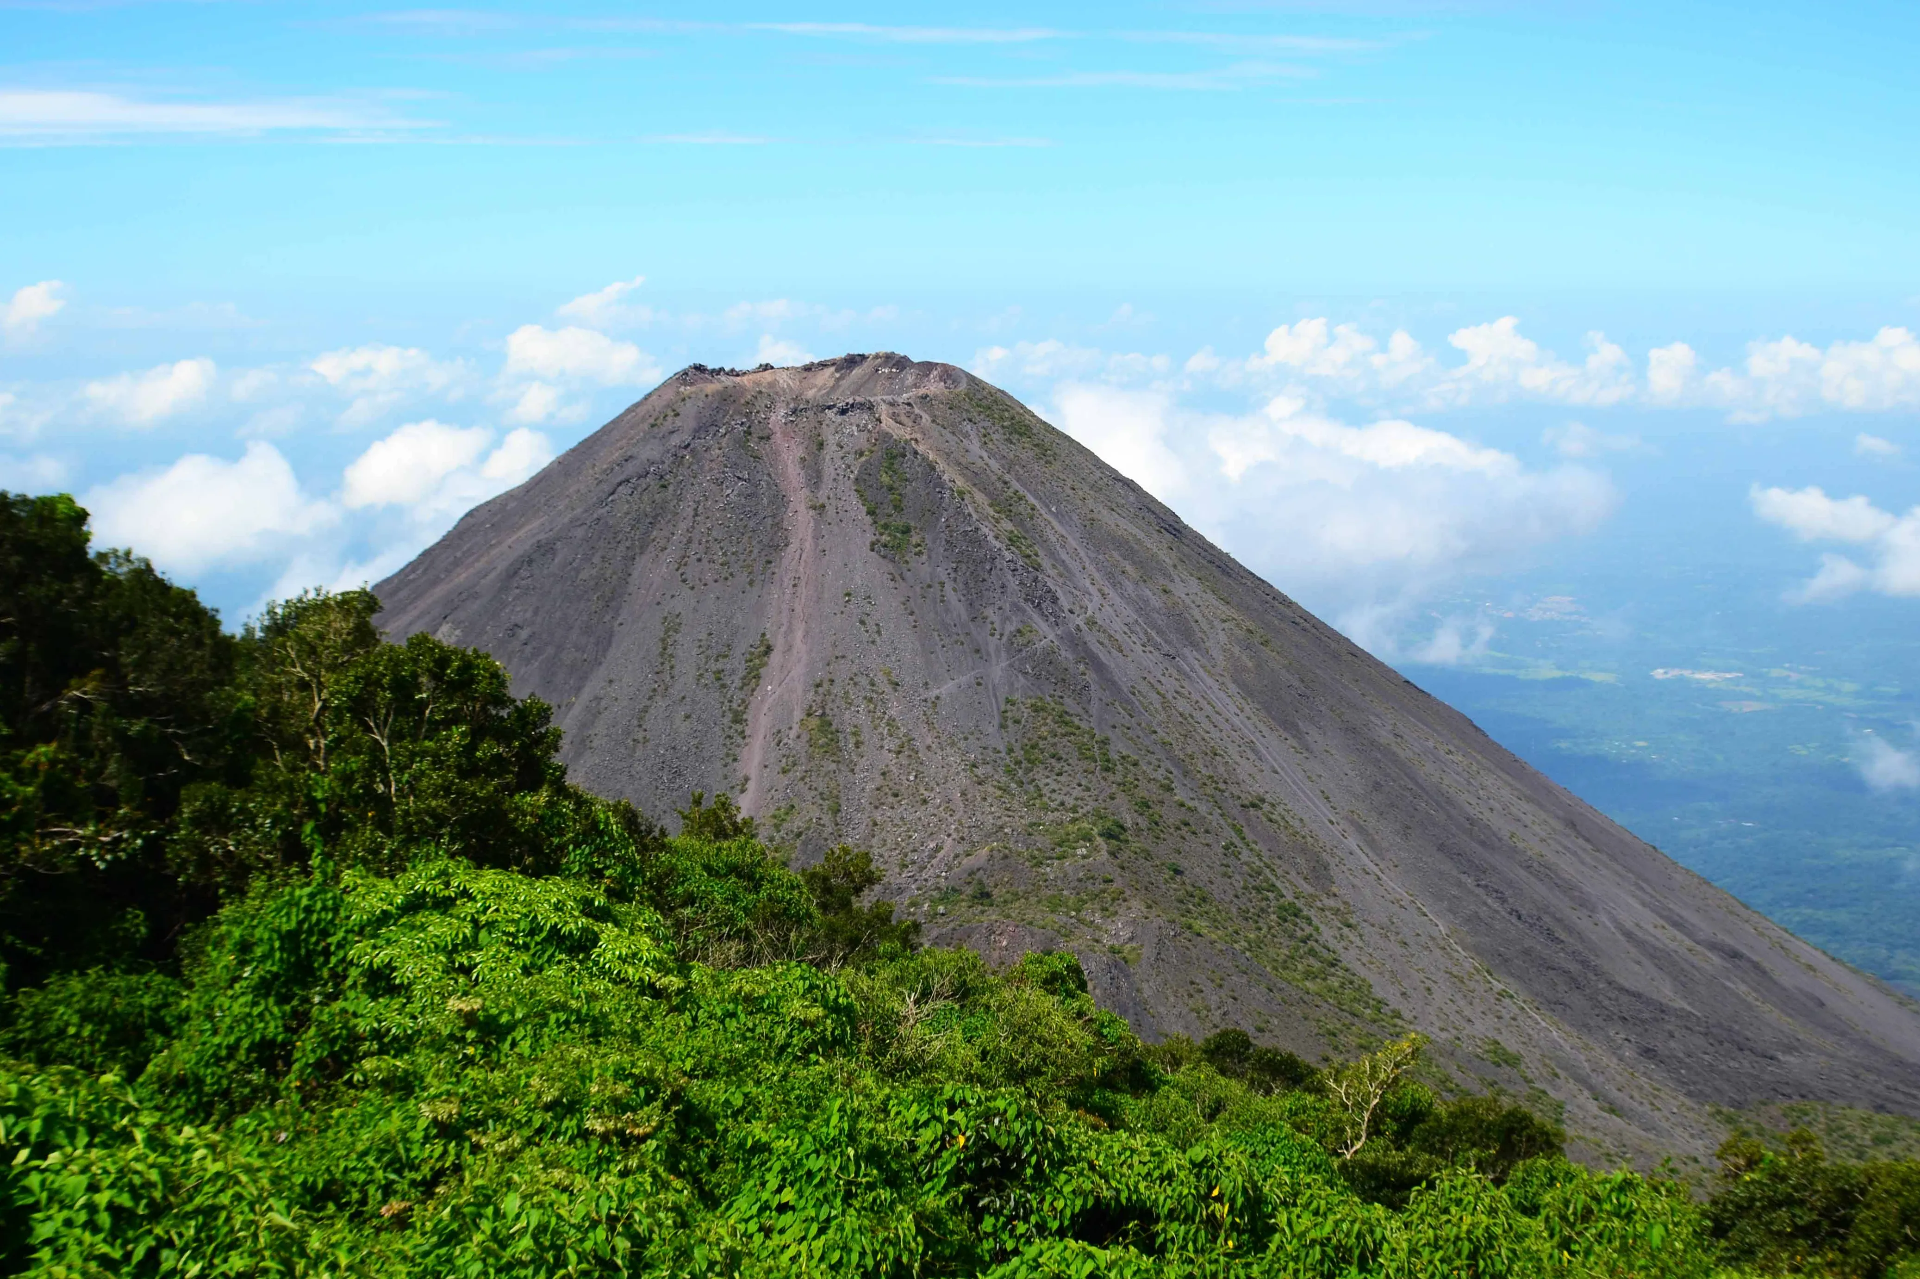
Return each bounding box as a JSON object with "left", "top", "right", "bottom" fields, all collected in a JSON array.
[{"left": 1, "top": 491, "right": 1917, "bottom": 1277}]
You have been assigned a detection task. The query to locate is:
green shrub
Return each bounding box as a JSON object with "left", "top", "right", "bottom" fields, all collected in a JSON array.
[{"left": 2, "top": 497, "right": 1910, "bottom": 1277}]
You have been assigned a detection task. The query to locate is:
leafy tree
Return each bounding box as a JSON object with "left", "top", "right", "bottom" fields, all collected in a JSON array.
[
  {"left": 801, "top": 844, "right": 920, "bottom": 964},
  {"left": 173, "top": 591, "right": 588, "bottom": 885},
  {"left": 1199, "top": 1028, "right": 1320, "bottom": 1095},
  {"left": 0, "top": 493, "right": 241, "bottom": 983},
  {"left": 2, "top": 504, "right": 1914, "bottom": 1277},
  {"left": 1326, "top": 1033, "right": 1427, "bottom": 1158}
]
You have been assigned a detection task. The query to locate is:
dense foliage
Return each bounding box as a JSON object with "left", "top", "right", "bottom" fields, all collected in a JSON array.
[{"left": 0, "top": 493, "right": 1916, "bottom": 1276}]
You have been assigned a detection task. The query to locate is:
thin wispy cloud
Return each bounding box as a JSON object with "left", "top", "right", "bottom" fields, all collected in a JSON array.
[
  {"left": 420, "top": 47, "right": 658, "bottom": 70},
  {"left": 936, "top": 61, "right": 1315, "bottom": 90},
  {"left": 0, "top": 89, "right": 437, "bottom": 142},
  {"left": 748, "top": 22, "right": 1067, "bottom": 44},
  {"left": 367, "top": 8, "right": 523, "bottom": 33},
  {"left": 1113, "top": 30, "right": 1387, "bottom": 52}
]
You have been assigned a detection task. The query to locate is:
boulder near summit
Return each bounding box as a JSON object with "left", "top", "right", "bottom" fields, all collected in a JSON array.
[{"left": 376, "top": 352, "right": 1920, "bottom": 1162}]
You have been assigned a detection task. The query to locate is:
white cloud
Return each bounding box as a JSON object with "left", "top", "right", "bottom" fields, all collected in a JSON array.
[
  {"left": 556, "top": 275, "right": 652, "bottom": 328},
  {"left": 1857, "top": 734, "right": 1920, "bottom": 792},
  {"left": 1165, "top": 318, "right": 1920, "bottom": 421},
  {"left": 1646, "top": 342, "right": 1697, "bottom": 403},
  {"left": 1039, "top": 380, "right": 1614, "bottom": 651},
  {"left": 1699, "top": 328, "right": 1920, "bottom": 421},
  {"left": 342, "top": 420, "right": 491, "bottom": 510},
  {"left": 1788, "top": 553, "right": 1871, "bottom": 604},
  {"left": 341, "top": 421, "right": 553, "bottom": 525},
  {"left": 1856, "top": 433, "right": 1902, "bottom": 457},
  {"left": 1212, "top": 397, "right": 1515, "bottom": 482},
  {"left": 479, "top": 427, "right": 552, "bottom": 483},
  {"left": 1050, "top": 383, "right": 1190, "bottom": 501},
  {"left": 1408, "top": 617, "right": 1495, "bottom": 666},
  {"left": 3, "top": 281, "right": 64, "bottom": 338},
  {"left": 503, "top": 381, "right": 566, "bottom": 425},
  {"left": 1820, "top": 328, "right": 1920, "bottom": 411},
  {"left": 83, "top": 441, "right": 335, "bottom": 574},
  {"left": 502, "top": 325, "right": 660, "bottom": 386},
  {"left": 1750, "top": 485, "right": 1897, "bottom": 543},
  {"left": 1432, "top": 320, "right": 1632, "bottom": 408},
  {"left": 755, "top": 334, "right": 814, "bottom": 365},
  {"left": 83, "top": 357, "right": 216, "bottom": 426},
  {"left": 1212, "top": 316, "right": 1631, "bottom": 411},
  {"left": 1248, "top": 317, "right": 1428, "bottom": 387},
  {"left": 0, "top": 89, "right": 431, "bottom": 142},
  {"left": 310, "top": 344, "right": 468, "bottom": 427},
  {"left": 1752, "top": 485, "right": 1920, "bottom": 601}
]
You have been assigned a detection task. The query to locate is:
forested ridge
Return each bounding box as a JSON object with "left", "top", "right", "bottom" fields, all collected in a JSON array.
[{"left": 1, "top": 490, "right": 1916, "bottom": 1278}]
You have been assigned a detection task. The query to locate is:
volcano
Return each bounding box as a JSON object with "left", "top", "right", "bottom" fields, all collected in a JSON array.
[{"left": 376, "top": 353, "right": 1920, "bottom": 1161}]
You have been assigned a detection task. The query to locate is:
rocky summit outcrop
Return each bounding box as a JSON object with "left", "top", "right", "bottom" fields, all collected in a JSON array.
[{"left": 376, "top": 352, "right": 1920, "bottom": 1163}]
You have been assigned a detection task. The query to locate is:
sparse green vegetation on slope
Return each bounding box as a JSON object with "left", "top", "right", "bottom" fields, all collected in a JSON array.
[{"left": 1, "top": 492, "right": 1917, "bottom": 1277}]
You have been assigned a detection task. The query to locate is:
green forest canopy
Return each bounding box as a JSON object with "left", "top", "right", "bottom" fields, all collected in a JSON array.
[{"left": 1, "top": 490, "right": 1917, "bottom": 1277}]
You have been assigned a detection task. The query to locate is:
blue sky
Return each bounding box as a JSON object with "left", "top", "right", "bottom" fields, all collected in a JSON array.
[
  {"left": 7, "top": 1, "right": 1920, "bottom": 299},
  {"left": 2, "top": 0, "right": 1918, "bottom": 651}
]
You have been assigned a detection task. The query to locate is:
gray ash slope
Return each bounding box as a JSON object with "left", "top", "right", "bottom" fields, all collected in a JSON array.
[{"left": 377, "top": 353, "right": 1920, "bottom": 1161}]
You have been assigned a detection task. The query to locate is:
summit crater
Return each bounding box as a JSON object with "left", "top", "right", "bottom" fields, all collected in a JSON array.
[{"left": 376, "top": 352, "right": 1920, "bottom": 1161}]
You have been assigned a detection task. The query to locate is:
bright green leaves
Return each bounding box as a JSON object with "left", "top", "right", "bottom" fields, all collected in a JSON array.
[{"left": 150, "top": 861, "right": 680, "bottom": 1117}]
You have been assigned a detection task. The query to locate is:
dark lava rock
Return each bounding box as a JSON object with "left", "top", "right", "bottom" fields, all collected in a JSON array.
[{"left": 377, "top": 352, "right": 1920, "bottom": 1160}]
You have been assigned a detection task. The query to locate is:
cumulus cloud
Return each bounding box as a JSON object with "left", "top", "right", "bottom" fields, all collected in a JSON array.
[
  {"left": 1752, "top": 484, "right": 1920, "bottom": 600},
  {"left": 310, "top": 344, "right": 469, "bottom": 427},
  {"left": 82, "top": 441, "right": 335, "bottom": 574},
  {"left": 1856, "top": 433, "right": 1902, "bottom": 457},
  {"left": 1211, "top": 397, "right": 1514, "bottom": 482},
  {"left": 1751, "top": 485, "right": 1898, "bottom": 542},
  {"left": 1856, "top": 734, "right": 1920, "bottom": 792},
  {"left": 1050, "top": 384, "right": 1190, "bottom": 501},
  {"left": 503, "top": 382, "right": 565, "bottom": 425},
  {"left": 1040, "top": 381, "right": 1615, "bottom": 654},
  {"left": 83, "top": 357, "right": 216, "bottom": 426},
  {"left": 557, "top": 275, "right": 652, "bottom": 328},
  {"left": 342, "top": 420, "right": 491, "bottom": 509},
  {"left": 503, "top": 325, "right": 660, "bottom": 386},
  {"left": 341, "top": 420, "right": 553, "bottom": 524},
  {"left": 1205, "top": 316, "right": 1633, "bottom": 412},
  {"left": 1700, "top": 327, "right": 1920, "bottom": 421},
  {"left": 1646, "top": 342, "right": 1697, "bottom": 403},
  {"left": 1431, "top": 320, "right": 1632, "bottom": 408},
  {"left": 3, "top": 281, "right": 64, "bottom": 339},
  {"left": 1247, "top": 318, "right": 1431, "bottom": 389},
  {"left": 1174, "top": 317, "right": 1920, "bottom": 422},
  {"left": 496, "top": 326, "right": 659, "bottom": 424}
]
